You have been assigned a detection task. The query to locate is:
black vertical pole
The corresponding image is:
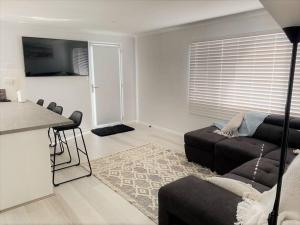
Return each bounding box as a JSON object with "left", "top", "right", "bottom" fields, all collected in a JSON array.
[{"left": 268, "top": 41, "right": 298, "bottom": 225}]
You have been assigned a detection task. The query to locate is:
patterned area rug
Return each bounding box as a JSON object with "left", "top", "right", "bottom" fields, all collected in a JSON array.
[{"left": 83, "top": 143, "right": 215, "bottom": 223}]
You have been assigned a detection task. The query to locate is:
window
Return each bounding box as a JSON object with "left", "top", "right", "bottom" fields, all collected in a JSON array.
[{"left": 189, "top": 33, "right": 300, "bottom": 119}]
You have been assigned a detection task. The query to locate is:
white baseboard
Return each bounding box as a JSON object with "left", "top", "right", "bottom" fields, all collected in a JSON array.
[
  {"left": 90, "top": 120, "right": 138, "bottom": 130},
  {"left": 65, "top": 121, "right": 137, "bottom": 140},
  {"left": 123, "top": 120, "right": 138, "bottom": 124},
  {"left": 137, "top": 121, "right": 184, "bottom": 137},
  {"left": 62, "top": 121, "right": 183, "bottom": 140}
]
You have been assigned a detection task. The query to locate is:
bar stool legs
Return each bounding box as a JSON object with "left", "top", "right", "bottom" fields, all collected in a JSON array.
[
  {"left": 48, "top": 128, "right": 64, "bottom": 155},
  {"left": 48, "top": 128, "right": 53, "bottom": 146},
  {"left": 51, "top": 128, "right": 92, "bottom": 187},
  {"left": 50, "top": 131, "right": 72, "bottom": 167}
]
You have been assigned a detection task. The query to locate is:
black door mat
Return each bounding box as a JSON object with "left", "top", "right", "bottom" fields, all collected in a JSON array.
[{"left": 91, "top": 124, "right": 135, "bottom": 137}]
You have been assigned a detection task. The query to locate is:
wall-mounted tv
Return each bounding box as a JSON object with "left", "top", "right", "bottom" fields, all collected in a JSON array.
[{"left": 22, "top": 37, "right": 89, "bottom": 77}]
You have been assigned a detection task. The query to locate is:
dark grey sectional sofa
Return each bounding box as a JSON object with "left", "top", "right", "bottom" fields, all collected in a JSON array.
[{"left": 158, "top": 115, "right": 300, "bottom": 225}]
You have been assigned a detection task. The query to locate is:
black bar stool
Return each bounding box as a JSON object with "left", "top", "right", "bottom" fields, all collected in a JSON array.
[
  {"left": 52, "top": 111, "right": 92, "bottom": 186},
  {"left": 49, "top": 106, "right": 66, "bottom": 154},
  {"left": 50, "top": 106, "right": 71, "bottom": 164},
  {"left": 53, "top": 105, "right": 63, "bottom": 115},
  {"left": 36, "top": 99, "right": 44, "bottom": 106},
  {"left": 47, "top": 102, "right": 57, "bottom": 111},
  {"left": 47, "top": 102, "right": 57, "bottom": 147}
]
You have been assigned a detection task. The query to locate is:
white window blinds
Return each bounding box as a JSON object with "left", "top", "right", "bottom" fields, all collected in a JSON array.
[{"left": 189, "top": 32, "right": 300, "bottom": 119}]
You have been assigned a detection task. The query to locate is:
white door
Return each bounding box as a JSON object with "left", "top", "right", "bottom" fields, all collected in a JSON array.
[{"left": 90, "top": 43, "right": 123, "bottom": 127}]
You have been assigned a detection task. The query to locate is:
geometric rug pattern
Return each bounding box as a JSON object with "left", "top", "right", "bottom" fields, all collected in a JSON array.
[{"left": 83, "top": 143, "right": 215, "bottom": 223}]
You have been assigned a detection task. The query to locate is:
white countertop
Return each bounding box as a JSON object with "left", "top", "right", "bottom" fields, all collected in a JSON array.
[{"left": 0, "top": 101, "right": 72, "bottom": 135}]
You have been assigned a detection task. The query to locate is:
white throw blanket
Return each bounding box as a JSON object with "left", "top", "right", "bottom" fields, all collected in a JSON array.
[
  {"left": 214, "top": 111, "right": 269, "bottom": 138},
  {"left": 214, "top": 112, "right": 245, "bottom": 137},
  {"left": 207, "top": 152, "right": 300, "bottom": 225}
]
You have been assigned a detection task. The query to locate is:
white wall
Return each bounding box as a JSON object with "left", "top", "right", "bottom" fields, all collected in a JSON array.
[
  {"left": 136, "top": 9, "right": 281, "bottom": 135},
  {"left": 0, "top": 21, "right": 136, "bottom": 131}
]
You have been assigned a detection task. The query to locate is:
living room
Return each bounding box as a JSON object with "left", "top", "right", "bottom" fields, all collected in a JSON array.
[{"left": 0, "top": 1, "right": 299, "bottom": 225}]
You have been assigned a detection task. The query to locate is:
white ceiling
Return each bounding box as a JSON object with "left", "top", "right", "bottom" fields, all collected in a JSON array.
[{"left": 0, "top": 0, "right": 263, "bottom": 35}]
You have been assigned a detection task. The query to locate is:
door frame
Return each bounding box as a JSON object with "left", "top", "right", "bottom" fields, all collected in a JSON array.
[{"left": 89, "top": 42, "right": 124, "bottom": 128}]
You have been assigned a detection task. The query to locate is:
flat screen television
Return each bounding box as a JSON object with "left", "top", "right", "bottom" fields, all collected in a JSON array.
[{"left": 22, "top": 37, "right": 89, "bottom": 77}]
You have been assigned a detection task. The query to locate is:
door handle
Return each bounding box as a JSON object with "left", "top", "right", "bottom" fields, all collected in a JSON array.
[{"left": 91, "top": 85, "right": 99, "bottom": 93}]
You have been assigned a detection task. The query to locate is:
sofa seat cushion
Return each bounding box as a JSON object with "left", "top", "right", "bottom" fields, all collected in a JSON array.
[
  {"left": 223, "top": 173, "right": 270, "bottom": 192},
  {"left": 159, "top": 175, "right": 241, "bottom": 225},
  {"left": 229, "top": 158, "right": 282, "bottom": 189},
  {"left": 214, "top": 137, "right": 278, "bottom": 174},
  {"left": 184, "top": 126, "right": 227, "bottom": 149},
  {"left": 215, "top": 137, "right": 278, "bottom": 163},
  {"left": 264, "top": 148, "right": 297, "bottom": 164}
]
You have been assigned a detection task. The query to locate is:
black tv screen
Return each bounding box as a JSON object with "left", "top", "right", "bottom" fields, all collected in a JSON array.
[{"left": 22, "top": 37, "right": 89, "bottom": 77}]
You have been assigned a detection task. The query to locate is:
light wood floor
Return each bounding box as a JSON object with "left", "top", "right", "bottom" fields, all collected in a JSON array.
[{"left": 0, "top": 122, "right": 184, "bottom": 225}]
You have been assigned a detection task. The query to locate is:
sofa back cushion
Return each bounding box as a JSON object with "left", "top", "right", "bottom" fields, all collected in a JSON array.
[
  {"left": 253, "top": 123, "right": 283, "bottom": 146},
  {"left": 253, "top": 114, "right": 300, "bottom": 148},
  {"left": 290, "top": 118, "right": 300, "bottom": 129}
]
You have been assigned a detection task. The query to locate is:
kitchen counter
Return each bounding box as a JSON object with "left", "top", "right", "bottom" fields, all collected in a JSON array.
[
  {"left": 0, "top": 101, "right": 72, "bottom": 211},
  {"left": 0, "top": 101, "right": 72, "bottom": 135}
]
